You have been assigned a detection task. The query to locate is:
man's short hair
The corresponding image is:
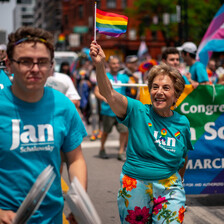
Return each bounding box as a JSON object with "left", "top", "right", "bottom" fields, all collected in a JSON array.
[
  {"left": 108, "top": 55, "right": 120, "bottom": 63},
  {"left": 182, "top": 50, "right": 196, "bottom": 59},
  {"left": 125, "top": 55, "right": 138, "bottom": 63},
  {"left": 7, "top": 26, "right": 54, "bottom": 60},
  {"left": 161, "top": 47, "right": 179, "bottom": 60}
]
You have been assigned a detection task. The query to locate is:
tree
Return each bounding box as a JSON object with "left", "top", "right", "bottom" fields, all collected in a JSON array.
[{"left": 126, "top": 0, "right": 222, "bottom": 46}]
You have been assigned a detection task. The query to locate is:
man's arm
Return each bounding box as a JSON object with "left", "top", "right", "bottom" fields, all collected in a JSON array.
[
  {"left": 64, "top": 145, "right": 87, "bottom": 190},
  {"left": 199, "top": 81, "right": 210, "bottom": 85},
  {"left": 94, "top": 85, "right": 107, "bottom": 103}
]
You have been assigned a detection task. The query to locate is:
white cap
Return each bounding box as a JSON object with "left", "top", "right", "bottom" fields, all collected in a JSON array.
[
  {"left": 177, "top": 42, "right": 197, "bottom": 54},
  {"left": 0, "top": 44, "right": 6, "bottom": 51}
]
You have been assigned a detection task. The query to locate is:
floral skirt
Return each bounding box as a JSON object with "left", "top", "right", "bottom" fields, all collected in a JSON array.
[{"left": 117, "top": 172, "right": 186, "bottom": 224}]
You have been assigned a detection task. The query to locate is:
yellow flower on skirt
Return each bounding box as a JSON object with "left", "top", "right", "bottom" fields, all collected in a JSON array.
[
  {"left": 158, "top": 173, "right": 178, "bottom": 188},
  {"left": 145, "top": 183, "right": 153, "bottom": 200}
]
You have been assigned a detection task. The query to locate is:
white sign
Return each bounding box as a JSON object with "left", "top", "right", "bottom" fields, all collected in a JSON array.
[{"left": 68, "top": 34, "right": 80, "bottom": 47}]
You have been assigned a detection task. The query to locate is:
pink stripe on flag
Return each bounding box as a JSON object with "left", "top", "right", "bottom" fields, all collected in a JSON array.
[
  {"left": 201, "top": 13, "right": 224, "bottom": 42},
  {"left": 212, "top": 26, "right": 224, "bottom": 39}
]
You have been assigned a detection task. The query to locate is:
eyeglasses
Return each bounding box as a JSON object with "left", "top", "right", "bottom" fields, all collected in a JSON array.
[{"left": 11, "top": 58, "right": 53, "bottom": 71}]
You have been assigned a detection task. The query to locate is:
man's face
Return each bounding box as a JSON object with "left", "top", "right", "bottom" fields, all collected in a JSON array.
[
  {"left": 126, "top": 61, "right": 138, "bottom": 73},
  {"left": 109, "top": 58, "right": 120, "bottom": 74},
  {"left": 208, "top": 60, "right": 216, "bottom": 72},
  {"left": 0, "top": 50, "right": 7, "bottom": 61},
  {"left": 181, "top": 51, "right": 190, "bottom": 65},
  {"left": 165, "top": 54, "right": 180, "bottom": 68},
  {"left": 7, "top": 42, "right": 52, "bottom": 97}
]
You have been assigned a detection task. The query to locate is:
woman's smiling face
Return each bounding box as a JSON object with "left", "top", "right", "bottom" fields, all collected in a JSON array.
[{"left": 150, "top": 74, "right": 177, "bottom": 117}]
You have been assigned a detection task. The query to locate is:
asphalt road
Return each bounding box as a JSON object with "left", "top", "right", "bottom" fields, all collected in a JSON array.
[{"left": 63, "top": 125, "right": 224, "bottom": 224}]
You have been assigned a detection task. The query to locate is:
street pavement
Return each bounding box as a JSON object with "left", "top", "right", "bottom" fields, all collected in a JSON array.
[{"left": 63, "top": 124, "right": 224, "bottom": 224}]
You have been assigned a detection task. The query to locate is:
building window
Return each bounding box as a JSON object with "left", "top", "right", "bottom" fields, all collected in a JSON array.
[
  {"left": 17, "top": 0, "right": 32, "bottom": 4},
  {"left": 22, "top": 22, "right": 33, "bottom": 26},
  {"left": 78, "top": 5, "right": 84, "bottom": 19},
  {"left": 121, "top": 0, "right": 127, "bottom": 9},
  {"left": 64, "top": 15, "right": 68, "bottom": 26},
  {"left": 22, "top": 14, "right": 33, "bottom": 19},
  {"left": 151, "top": 31, "right": 157, "bottom": 41},
  {"left": 107, "top": 0, "right": 116, "bottom": 9},
  {"left": 97, "top": 1, "right": 101, "bottom": 8}
]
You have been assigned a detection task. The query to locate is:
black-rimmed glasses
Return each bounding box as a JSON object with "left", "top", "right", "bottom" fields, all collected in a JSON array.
[{"left": 11, "top": 58, "right": 53, "bottom": 71}]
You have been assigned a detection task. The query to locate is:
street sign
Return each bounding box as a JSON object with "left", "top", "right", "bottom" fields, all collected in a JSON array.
[{"left": 73, "top": 26, "right": 88, "bottom": 34}]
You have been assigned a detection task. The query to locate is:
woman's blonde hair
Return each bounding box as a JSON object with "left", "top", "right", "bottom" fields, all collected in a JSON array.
[{"left": 147, "top": 64, "right": 185, "bottom": 99}]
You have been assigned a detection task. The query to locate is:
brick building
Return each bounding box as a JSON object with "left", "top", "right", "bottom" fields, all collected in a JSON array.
[{"left": 61, "top": 0, "right": 166, "bottom": 60}]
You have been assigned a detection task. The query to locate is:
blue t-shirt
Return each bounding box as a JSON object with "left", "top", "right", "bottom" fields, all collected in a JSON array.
[
  {"left": 0, "top": 69, "right": 12, "bottom": 89},
  {"left": 100, "top": 72, "right": 129, "bottom": 117},
  {"left": 0, "top": 86, "right": 87, "bottom": 223},
  {"left": 189, "top": 61, "right": 209, "bottom": 83},
  {"left": 118, "top": 97, "right": 193, "bottom": 181},
  {"left": 183, "top": 75, "right": 190, "bottom": 84}
]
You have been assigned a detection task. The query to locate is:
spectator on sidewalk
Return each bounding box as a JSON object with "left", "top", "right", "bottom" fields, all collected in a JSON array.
[
  {"left": 216, "top": 59, "right": 224, "bottom": 84},
  {"left": 46, "top": 66, "right": 81, "bottom": 108},
  {"left": 206, "top": 59, "right": 218, "bottom": 84},
  {"left": 120, "top": 55, "right": 141, "bottom": 99},
  {"left": 59, "top": 61, "right": 71, "bottom": 77},
  {"left": 94, "top": 55, "right": 129, "bottom": 161},
  {"left": 89, "top": 68, "right": 102, "bottom": 141}
]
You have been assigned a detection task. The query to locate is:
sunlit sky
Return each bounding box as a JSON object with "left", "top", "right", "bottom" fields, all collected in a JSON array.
[{"left": 0, "top": 0, "right": 16, "bottom": 41}]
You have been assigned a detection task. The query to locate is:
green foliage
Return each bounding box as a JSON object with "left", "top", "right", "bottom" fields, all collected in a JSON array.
[
  {"left": 118, "top": 187, "right": 132, "bottom": 208},
  {"left": 125, "top": 0, "right": 222, "bottom": 45}
]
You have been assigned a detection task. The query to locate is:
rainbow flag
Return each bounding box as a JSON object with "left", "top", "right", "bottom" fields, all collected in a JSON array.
[
  {"left": 58, "top": 34, "right": 65, "bottom": 42},
  {"left": 175, "top": 131, "right": 180, "bottom": 137},
  {"left": 96, "top": 9, "right": 128, "bottom": 37}
]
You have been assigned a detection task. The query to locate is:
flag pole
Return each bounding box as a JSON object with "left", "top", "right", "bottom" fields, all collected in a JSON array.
[{"left": 94, "top": 1, "right": 97, "bottom": 41}]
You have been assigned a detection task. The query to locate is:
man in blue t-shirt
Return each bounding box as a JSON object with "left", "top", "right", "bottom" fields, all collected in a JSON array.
[
  {"left": 177, "top": 42, "right": 210, "bottom": 85},
  {"left": 0, "top": 27, "right": 87, "bottom": 224},
  {"left": 94, "top": 55, "right": 129, "bottom": 161},
  {"left": 0, "top": 44, "right": 12, "bottom": 89},
  {"left": 0, "top": 69, "right": 12, "bottom": 89}
]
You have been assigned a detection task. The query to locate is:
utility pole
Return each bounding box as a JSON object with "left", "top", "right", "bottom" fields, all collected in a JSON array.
[
  {"left": 177, "top": 0, "right": 182, "bottom": 45},
  {"left": 183, "top": 0, "right": 188, "bottom": 41}
]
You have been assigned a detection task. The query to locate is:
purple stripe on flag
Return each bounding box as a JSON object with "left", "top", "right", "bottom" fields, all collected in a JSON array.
[
  {"left": 201, "top": 14, "right": 224, "bottom": 42},
  {"left": 97, "top": 31, "right": 124, "bottom": 37},
  {"left": 96, "top": 27, "right": 126, "bottom": 37}
]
